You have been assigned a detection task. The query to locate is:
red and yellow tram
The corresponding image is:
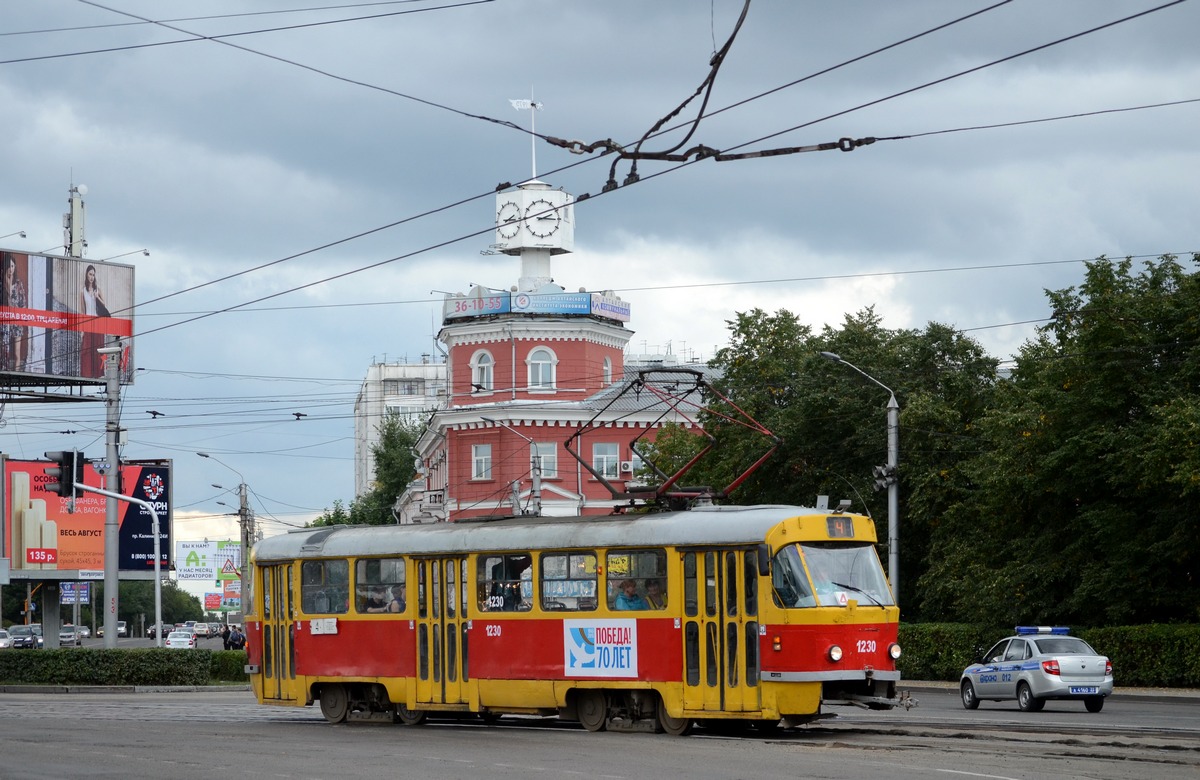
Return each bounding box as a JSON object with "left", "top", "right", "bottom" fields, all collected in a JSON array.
[{"left": 244, "top": 505, "right": 905, "bottom": 734}]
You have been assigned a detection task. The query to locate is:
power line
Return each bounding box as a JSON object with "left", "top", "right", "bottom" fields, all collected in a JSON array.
[{"left": 1, "top": 1, "right": 439, "bottom": 37}]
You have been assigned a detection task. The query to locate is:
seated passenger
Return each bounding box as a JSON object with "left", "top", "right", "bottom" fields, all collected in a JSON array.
[
  {"left": 614, "top": 578, "right": 648, "bottom": 610},
  {"left": 387, "top": 584, "right": 405, "bottom": 613},
  {"left": 644, "top": 578, "right": 666, "bottom": 609},
  {"left": 364, "top": 586, "right": 389, "bottom": 613}
]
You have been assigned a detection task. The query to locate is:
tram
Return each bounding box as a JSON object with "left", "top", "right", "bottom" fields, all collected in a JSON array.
[{"left": 244, "top": 504, "right": 905, "bottom": 734}]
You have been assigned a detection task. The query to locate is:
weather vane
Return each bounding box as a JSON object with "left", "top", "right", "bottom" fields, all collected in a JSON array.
[{"left": 509, "top": 94, "right": 543, "bottom": 180}]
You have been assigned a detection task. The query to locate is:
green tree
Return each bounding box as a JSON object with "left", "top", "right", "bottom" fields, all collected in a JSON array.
[
  {"left": 922, "top": 255, "right": 1200, "bottom": 625},
  {"left": 311, "top": 412, "right": 422, "bottom": 526},
  {"left": 700, "top": 307, "right": 998, "bottom": 616}
]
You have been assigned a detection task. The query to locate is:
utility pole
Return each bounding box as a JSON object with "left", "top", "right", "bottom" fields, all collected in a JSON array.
[
  {"left": 480, "top": 416, "right": 541, "bottom": 516},
  {"left": 820, "top": 352, "right": 901, "bottom": 606},
  {"left": 100, "top": 343, "right": 123, "bottom": 648}
]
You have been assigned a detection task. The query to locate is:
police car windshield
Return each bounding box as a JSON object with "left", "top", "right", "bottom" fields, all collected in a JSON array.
[{"left": 771, "top": 543, "right": 893, "bottom": 608}]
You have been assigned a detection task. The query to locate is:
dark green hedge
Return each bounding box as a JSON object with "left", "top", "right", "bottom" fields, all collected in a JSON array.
[
  {"left": 0, "top": 649, "right": 248, "bottom": 686},
  {"left": 898, "top": 623, "right": 1200, "bottom": 688}
]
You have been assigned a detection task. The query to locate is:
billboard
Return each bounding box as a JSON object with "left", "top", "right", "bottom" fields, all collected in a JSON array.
[
  {"left": 176, "top": 539, "right": 241, "bottom": 581},
  {"left": 442, "top": 289, "right": 630, "bottom": 323},
  {"left": 0, "top": 249, "right": 135, "bottom": 383},
  {"left": 2, "top": 457, "right": 172, "bottom": 579}
]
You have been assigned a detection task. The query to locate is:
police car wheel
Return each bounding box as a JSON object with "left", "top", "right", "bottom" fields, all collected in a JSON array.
[
  {"left": 1016, "top": 682, "right": 1044, "bottom": 712},
  {"left": 960, "top": 680, "right": 979, "bottom": 710}
]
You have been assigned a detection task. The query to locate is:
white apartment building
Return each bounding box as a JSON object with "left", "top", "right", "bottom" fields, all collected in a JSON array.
[{"left": 353, "top": 358, "right": 447, "bottom": 497}]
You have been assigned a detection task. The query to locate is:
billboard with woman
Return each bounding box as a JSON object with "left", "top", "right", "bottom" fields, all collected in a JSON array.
[{"left": 0, "top": 249, "right": 134, "bottom": 383}]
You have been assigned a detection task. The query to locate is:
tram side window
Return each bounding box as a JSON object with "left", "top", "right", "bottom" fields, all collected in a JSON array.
[
  {"left": 355, "top": 558, "right": 407, "bottom": 614},
  {"left": 301, "top": 559, "right": 349, "bottom": 614},
  {"left": 540, "top": 552, "right": 598, "bottom": 611},
  {"left": 478, "top": 553, "right": 533, "bottom": 612},
  {"left": 605, "top": 549, "right": 667, "bottom": 610}
]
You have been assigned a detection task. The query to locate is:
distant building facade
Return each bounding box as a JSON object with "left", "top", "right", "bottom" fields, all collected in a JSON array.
[{"left": 354, "top": 358, "right": 446, "bottom": 498}]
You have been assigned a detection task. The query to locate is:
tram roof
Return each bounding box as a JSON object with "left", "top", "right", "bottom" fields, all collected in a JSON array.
[{"left": 253, "top": 504, "right": 835, "bottom": 562}]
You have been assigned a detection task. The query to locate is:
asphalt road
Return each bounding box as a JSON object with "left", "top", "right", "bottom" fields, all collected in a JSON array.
[{"left": 0, "top": 683, "right": 1196, "bottom": 780}]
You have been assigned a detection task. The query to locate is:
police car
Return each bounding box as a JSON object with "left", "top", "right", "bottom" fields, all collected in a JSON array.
[{"left": 961, "top": 626, "right": 1113, "bottom": 712}]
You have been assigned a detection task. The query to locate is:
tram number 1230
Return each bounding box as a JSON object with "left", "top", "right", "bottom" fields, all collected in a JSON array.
[{"left": 485, "top": 624, "right": 502, "bottom": 637}]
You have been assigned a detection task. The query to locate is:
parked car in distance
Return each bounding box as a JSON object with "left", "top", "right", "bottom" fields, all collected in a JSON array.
[
  {"left": 192, "top": 623, "right": 210, "bottom": 638},
  {"left": 961, "top": 626, "right": 1114, "bottom": 713},
  {"left": 0, "top": 628, "right": 12, "bottom": 649},
  {"left": 58, "top": 626, "right": 83, "bottom": 646},
  {"left": 10, "top": 624, "right": 43, "bottom": 649},
  {"left": 164, "top": 630, "right": 196, "bottom": 650}
]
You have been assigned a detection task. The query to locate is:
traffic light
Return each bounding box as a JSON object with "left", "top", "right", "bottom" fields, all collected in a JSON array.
[
  {"left": 44, "top": 449, "right": 84, "bottom": 497},
  {"left": 873, "top": 464, "right": 896, "bottom": 492}
]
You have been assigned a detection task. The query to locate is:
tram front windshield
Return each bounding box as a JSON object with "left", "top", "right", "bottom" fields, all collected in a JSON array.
[{"left": 771, "top": 543, "right": 894, "bottom": 608}]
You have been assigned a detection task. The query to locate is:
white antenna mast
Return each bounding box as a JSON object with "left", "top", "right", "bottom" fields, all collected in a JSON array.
[{"left": 509, "top": 93, "right": 543, "bottom": 180}]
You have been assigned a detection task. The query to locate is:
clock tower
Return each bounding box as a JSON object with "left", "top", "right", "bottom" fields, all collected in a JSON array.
[{"left": 495, "top": 180, "right": 575, "bottom": 292}]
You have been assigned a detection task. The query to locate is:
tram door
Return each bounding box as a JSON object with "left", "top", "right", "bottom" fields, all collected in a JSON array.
[
  {"left": 415, "top": 558, "right": 468, "bottom": 706},
  {"left": 681, "top": 549, "right": 761, "bottom": 714},
  {"left": 260, "top": 563, "right": 298, "bottom": 702}
]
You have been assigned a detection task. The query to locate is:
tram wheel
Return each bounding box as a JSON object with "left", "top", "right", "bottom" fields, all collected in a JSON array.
[
  {"left": 394, "top": 704, "right": 427, "bottom": 726},
  {"left": 319, "top": 685, "right": 349, "bottom": 724},
  {"left": 656, "top": 698, "right": 693, "bottom": 737},
  {"left": 577, "top": 690, "right": 608, "bottom": 732}
]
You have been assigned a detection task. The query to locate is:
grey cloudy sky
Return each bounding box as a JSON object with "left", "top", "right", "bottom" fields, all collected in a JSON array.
[{"left": 1, "top": 0, "right": 1197, "bottom": 572}]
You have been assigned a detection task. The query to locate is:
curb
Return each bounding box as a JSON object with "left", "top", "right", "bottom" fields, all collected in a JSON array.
[{"left": 902, "top": 680, "right": 1200, "bottom": 704}]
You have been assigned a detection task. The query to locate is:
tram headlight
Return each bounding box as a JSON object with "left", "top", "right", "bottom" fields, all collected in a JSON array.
[
  {"left": 827, "top": 645, "right": 843, "bottom": 663},
  {"left": 888, "top": 643, "right": 902, "bottom": 660}
]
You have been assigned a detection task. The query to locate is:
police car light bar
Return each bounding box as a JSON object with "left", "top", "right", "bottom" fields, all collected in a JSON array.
[{"left": 1015, "top": 625, "right": 1070, "bottom": 635}]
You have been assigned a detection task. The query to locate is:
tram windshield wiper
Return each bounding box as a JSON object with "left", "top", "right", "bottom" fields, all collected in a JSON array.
[{"left": 831, "top": 581, "right": 883, "bottom": 607}]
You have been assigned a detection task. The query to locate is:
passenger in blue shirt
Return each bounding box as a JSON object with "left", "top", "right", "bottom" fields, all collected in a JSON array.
[{"left": 614, "top": 578, "right": 648, "bottom": 610}]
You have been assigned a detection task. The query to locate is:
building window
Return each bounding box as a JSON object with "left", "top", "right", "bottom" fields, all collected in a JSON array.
[
  {"left": 593, "top": 442, "right": 619, "bottom": 478},
  {"left": 602, "top": 357, "right": 612, "bottom": 386},
  {"left": 471, "top": 350, "right": 494, "bottom": 392},
  {"left": 472, "top": 444, "right": 492, "bottom": 480},
  {"left": 532, "top": 442, "right": 557, "bottom": 479},
  {"left": 527, "top": 347, "right": 556, "bottom": 389}
]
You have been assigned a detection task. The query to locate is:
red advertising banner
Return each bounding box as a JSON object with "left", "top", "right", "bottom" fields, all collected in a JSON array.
[
  {"left": 0, "top": 249, "right": 135, "bottom": 383},
  {"left": 3, "top": 458, "right": 171, "bottom": 577}
]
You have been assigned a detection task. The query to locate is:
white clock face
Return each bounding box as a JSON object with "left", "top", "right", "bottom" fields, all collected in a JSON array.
[
  {"left": 497, "top": 201, "right": 523, "bottom": 239},
  {"left": 525, "top": 198, "right": 561, "bottom": 238}
]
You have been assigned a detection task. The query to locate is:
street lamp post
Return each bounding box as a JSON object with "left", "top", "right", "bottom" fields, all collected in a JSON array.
[
  {"left": 197, "top": 453, "right": 252, "bottom": 619},
  {"left": 479, "top": 416, "right": 541, "bottom": 516},
  {"left": 819, "top": 352, "right": 900, "bottom": 605}
]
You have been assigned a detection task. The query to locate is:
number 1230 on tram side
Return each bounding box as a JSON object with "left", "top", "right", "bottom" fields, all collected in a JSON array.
[{"left": 244, "top": 504, "right": 907, "bottom": 735}]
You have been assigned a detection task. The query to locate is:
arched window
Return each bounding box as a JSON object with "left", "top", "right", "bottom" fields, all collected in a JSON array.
[
  {"left": 470, "top": 350, "right": 494, "bottom": 393},
  {"left": 527, "top": 347, "right": 556, "bottom": 390},
  {"left": 602, "top": 356, "right": 613, "bottom": 386}
]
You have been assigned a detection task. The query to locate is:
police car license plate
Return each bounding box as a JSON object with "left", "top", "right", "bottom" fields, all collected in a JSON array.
[{"left": 1070, "top": 686, "right": 1099, "bottom": 694}]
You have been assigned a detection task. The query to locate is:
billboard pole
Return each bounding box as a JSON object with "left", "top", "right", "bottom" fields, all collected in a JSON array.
[
  {"left": 75, "top": 481, "right": 162, "bottom": 648},
  {"left": 100, "top": 342, "right": 122, "bottom": 649}
]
